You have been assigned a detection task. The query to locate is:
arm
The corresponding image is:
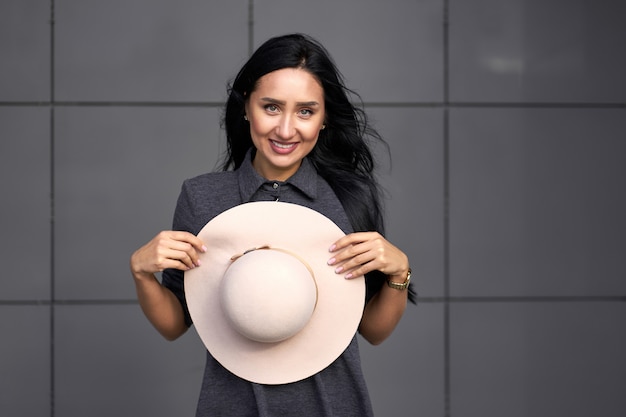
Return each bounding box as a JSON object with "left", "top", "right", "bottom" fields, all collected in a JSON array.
[
  {"left": 328, "top": 232, "right": 410, "bottom": 345},
  {"left": 358, "top": 270, "right": 409, "bottom": 345},
  {"left": 130, "top": 231, "right": 206, "bottom": 341}
]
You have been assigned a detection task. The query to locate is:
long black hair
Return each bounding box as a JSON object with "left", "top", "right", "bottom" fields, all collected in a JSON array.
[{"left": 221, "top": 33, "right": 415, "bottom": 303}]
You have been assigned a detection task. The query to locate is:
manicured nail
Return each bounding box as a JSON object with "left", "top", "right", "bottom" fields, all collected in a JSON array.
[
  {"left": 334, "top": 266, "right": 343, "bottom": 274},
  {"left": 201, "top": 245, "right": 208, "bottom": 252},
  {"left": 345, "top": 273, "right": 353, "bottom": 279},
  {"left": 328, "top": 244, "right": 336, "bottom": 252},
  {"left": 327, "top": 257, "right": 336, "bottom": 265}
]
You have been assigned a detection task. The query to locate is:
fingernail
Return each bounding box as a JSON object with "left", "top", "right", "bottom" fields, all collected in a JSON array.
[
  {"left": 196, "top": 259, "right": 202, "bottom": 267},
  {"left": 334, "top": 266, "right": 343, "bottom": 274},
  {"left": 328, "top": 244, "right": 336, "bottom": 252},
  {"left": 327, "top": 257, "right": 336, "bottom": 265},
  {"left": 345, "top": 273, "right": 353, "bottom": 279},
  {"left": 201, "top": 245, "right": 208, "bottom": 252}
]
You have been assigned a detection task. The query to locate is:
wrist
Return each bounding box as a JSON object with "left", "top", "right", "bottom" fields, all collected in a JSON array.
[
  {"left": 386, "top": 268, "right": 411, "bottom": 291},
  {"left": 132, "top": 270, "right": 155, "bottom": 283},
  {"left": 130, "top": 259, "right": 155, "bottom": 283}
]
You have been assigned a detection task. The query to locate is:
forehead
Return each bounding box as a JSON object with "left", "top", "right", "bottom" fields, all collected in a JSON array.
[{"left": 252, "top": 68, "right": 324, "bottom": 98}]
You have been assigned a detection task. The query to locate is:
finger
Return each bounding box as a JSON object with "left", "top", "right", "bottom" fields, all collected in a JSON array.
[
  {"left": 164, "top": 232, "right": 207, "bottom": 266},
  {"left": 168, "top": 231, "right": 207, "bottom": 253},
  {"left": 160, "top": 244, "right": 201, "bottom": 270},
  {"left": 340, "top": 259, "right": 379, "bottom": 280},
  {"left": 153, "top": 256, "right": 194, "bottom": 272},
  {"left": 329, "top": 232, "right": 377, "bottom": 252},
  {"left": 149, "top": 236, "right": 196, "bottom": 270},
  {"left": 330, "top": 239, "right": 398, "bottom": 278},
  {"left": 328, "top": 238, "right": 377, "bottom": 267},
  {"left": 333, "top": 252, "right": 380, "bottom": 277}
]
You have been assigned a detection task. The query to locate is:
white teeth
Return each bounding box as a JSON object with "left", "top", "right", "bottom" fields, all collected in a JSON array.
[{"left": 272, "top": 140, "right": 295, "bottom": 149}]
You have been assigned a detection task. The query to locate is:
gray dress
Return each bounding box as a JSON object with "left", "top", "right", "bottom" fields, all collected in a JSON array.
[{"left": 162, "top": 151, "right": 374, "bottom": 416}]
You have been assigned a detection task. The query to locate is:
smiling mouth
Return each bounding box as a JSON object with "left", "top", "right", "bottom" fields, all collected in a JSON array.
[{"left": 271, "top": 140, "right": 296, "bottom": 149}]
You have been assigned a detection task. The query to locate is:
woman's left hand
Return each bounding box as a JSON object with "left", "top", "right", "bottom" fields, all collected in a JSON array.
[
  {"left": 329, "top": 232, "right": 410, "bottom": 345},
  {"left": 328, "top": 231, "right": 409, "bottom": 280}
]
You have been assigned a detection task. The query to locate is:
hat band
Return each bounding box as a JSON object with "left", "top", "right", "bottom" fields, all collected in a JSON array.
[{"left": 229, "top": 245, "right": 319, "bottom": 308}]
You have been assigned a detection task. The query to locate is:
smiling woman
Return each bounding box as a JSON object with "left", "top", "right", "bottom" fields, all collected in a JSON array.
[
  {"left": 245, "top": 68, "right": 326, "bottom": 181},
  {"left": 130, "top": 33, "right": 415, "bottom": 417}
]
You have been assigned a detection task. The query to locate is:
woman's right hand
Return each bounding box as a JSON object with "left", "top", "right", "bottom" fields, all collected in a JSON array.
[{"left": 130, "top": 231, "right": 207, "bottom": 280}]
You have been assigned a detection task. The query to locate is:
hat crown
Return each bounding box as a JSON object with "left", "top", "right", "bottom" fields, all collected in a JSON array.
[{"left": 219, "top": 248, "right": 318, "bottom": 343}]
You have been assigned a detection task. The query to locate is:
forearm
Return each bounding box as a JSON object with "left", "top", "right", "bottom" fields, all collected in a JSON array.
[
  {"left": 133, "top": 272, "right": 188, "bottom": 341},
  {"left": 129, "top": 230, "right": 205, "bottom": 341},
  {"left": 358, "top": 276, "right": 408, "bottom": 345}
]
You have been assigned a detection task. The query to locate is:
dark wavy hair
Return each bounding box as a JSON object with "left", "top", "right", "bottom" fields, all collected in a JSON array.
[{"left": 221, "top": 33, "right": 415, "bottom": 303}]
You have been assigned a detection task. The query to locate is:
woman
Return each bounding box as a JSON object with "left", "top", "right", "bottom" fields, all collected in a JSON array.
[{"left": 130, "top": 33, "right": 415, "bottom": 416}]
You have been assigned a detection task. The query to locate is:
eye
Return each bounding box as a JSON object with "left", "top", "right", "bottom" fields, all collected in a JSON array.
[
  {"left": 298, "top": 108, "right": 314, "bottom": 118},
  {"left": 264, "top": 104, "right": 280, "bottom": 113}
]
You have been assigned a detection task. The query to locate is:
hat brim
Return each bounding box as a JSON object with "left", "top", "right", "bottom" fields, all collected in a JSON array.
[{"left": 185, "top": 201, "right": 365, "bottom": 384}]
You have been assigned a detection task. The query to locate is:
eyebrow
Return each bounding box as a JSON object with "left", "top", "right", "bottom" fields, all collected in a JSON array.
[{"left": 260, "top": 97, "right": 320, "bottom": 107}]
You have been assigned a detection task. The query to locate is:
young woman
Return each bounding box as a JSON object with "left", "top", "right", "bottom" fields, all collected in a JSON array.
[{"left": 130, "top": 33, "right": 415, "bottom": 416}]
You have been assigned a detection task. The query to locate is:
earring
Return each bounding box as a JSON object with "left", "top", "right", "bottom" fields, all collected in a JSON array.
[
  {"left": 321, "top": 124, "right": 326, "bottom": 130},
  {"left": 244, "top": 115, "right": 248, "bottom": 121}
]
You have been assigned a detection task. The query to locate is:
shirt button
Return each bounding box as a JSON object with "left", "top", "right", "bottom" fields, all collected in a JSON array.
[{"left": 272, "top": 183, "right": 279, "bottom": 189}]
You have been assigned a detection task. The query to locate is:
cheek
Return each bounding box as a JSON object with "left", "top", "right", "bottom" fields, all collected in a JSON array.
[
  {"left": 247, "top": 119, "right": 266, "bottom": 140},
  {"left": 249, "top": 114, "right": 273, "bottom": 134},
  {"left": 303, "top": 126, "right": 322, "bottom": 142}
]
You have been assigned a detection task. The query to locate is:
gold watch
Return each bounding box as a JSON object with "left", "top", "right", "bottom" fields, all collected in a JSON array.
[{"left": 387, "top": 268, "right": 411, "bottom": 290}]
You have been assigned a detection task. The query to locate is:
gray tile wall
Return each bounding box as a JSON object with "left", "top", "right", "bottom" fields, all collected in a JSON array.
[{"left": 1, "top": 1, "right": 624, "bottom": 416}]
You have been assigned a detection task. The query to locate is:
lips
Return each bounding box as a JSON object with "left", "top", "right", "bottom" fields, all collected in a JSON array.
[{"left": 270, "top": 140, "right": 298, "bottom": 154}]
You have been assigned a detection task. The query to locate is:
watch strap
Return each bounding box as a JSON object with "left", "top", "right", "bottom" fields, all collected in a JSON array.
[{"left": 386, "top": 268, "right": 411, "bottom": 290}]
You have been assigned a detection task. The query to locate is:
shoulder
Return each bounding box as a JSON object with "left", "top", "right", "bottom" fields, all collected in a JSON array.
[
  {"left": 181, "top": 171, "right": 241, "bottom": 206},
  {"left": 173, "top": 171, "right": 241, "bottom": 234},
  {"left": 182, "top": 171, "right": 238, "bottom": 192}
]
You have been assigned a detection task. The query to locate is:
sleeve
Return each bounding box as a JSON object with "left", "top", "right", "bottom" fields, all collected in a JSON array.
[{"left": 161, "top": 181, "right": 195, "bottom": 328}]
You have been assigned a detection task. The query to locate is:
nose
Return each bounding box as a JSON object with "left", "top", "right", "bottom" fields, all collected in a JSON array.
[{"left": 275, "top": 114, "right": 296, "bottom": 140}]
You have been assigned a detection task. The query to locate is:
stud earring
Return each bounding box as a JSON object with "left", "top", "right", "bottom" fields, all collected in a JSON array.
[
  {"left": 321, "top": 124, "right": 326, "bottom": 130},
  {"left": 244, "top": 115, "right": 248, "bottom": 121}
]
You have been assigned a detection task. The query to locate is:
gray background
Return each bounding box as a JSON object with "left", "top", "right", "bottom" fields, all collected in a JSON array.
[{"left": 1, "top": 1, "right": 625, "bottom": 416}]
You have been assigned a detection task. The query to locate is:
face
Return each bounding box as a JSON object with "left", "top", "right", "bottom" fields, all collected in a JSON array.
[{"left": 245, "top": 68, "right": 326, "bottom": 181}]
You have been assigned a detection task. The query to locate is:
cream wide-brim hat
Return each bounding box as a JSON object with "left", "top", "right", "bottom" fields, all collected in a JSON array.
[{"left": 184, "top": 201, "right": 365, "bottom": 385}]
